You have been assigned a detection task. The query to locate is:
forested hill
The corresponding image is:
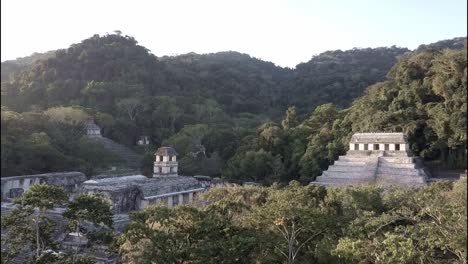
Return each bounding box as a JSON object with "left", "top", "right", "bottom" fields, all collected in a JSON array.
[
  {"left": 1, "top": 33, "right": 466, "bottom": 178},
  {"left": 1, "top": 33, "right": 410, "bottom": 115},
  {"left": 414, "top": 36, "right": 466, "bottom": 53},
  {"left": 1, "top": 51, "right": 56, "bottom": 82},
  {"left": 160, "top": 51, "right": 292, "bottom": 116},
  {"left": 288, "top": 46, "right": 409, "bottom": 110}
]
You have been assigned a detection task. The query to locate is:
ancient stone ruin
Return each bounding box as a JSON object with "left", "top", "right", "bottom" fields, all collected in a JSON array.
[
  {"left": 0, "top": 146, "right": 222, "bottom": 263},
  {"left": 1, "top": 147, "right": 222, "bottom": 220},
  {"left": 80, "top": 147, "right": 208, "bottom": 213},
  {"left": 313, "top": 133, "right": 429, "bottom": 187},
  {"left": 153, "top": 147, "right": 178, "bottom": 177},
  {"left": 1, "top": 172, "right": 86, "bottom": 201},
  {"left": 84, "top": 118, "right": 102, "bottom": 137}
]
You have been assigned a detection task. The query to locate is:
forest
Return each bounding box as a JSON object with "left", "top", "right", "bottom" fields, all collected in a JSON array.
[
  {"left": 1, "top": 33, "right": 467, "bottom": 264},
  {"left": 2, "top": 178, "right": 466, "bottom": 263},
  {"left": 1, "top": 33, "right": 466, "bottom": 183}
]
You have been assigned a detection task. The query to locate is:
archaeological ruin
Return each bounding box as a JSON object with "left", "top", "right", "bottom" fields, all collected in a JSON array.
[
  {"left": 313, "top": 132, "right": 429, "bottom": 187},
  {"left": 1, "top": 146, "right": 221, "bottom": 263},
  {"left": 1, "top": 147, "right": 220, "bottom": 221},
  {"left": 84, "top": 118, "right": 102, "bottom": 137},
  {"left": 81, "top": 147, "right": 206, "bottom": 213}
]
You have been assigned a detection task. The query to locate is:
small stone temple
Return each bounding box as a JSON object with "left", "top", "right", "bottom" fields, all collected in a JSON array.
[
  {"left": 84, "top": 119, "right": 102, "bottom": 137},
  {"left": 80, "top": 147, "right": 206, "bottom": 213},
  {"left": 313, "top": 133, "right": 429, "bottom": 187}
]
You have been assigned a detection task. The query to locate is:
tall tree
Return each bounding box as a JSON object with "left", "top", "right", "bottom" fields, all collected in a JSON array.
[
  {"left": 63, "top": 193, "right": 114, "bottom": 264},
  {"left": 12, "top": 184, "right": 67, "bottom": 258}
]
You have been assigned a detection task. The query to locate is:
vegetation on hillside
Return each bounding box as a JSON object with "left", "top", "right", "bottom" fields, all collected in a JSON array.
[
  {"left": 1, "top": 33, "right": 466, "bottom": 179},
  {"left": 228, "top": 44, "right": 467, "bottom": 184}
]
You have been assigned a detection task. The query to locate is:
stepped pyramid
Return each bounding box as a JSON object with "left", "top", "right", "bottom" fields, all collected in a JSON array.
[
  {"left": 313, "top": 133, "right": 428, "bottom": 187},
  {"left": 88, "top": 137, "right": 142, "bottom": 168},
  {"left": 84, "top": 119, "right": 142, "bottom": 169}
]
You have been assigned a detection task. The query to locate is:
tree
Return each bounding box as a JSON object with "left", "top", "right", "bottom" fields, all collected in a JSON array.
[
  {"left": 274, "top": 216, "right": 323, "bottom": 264},
  {"left": 118, "top": 205, "right": 258, "bottom": 264},
  {"left": 1, "top": 205, "right": 35, "bottom": 263},
  {"left": 116, "top": 97, "right": 143, "bottom": 121},
  {"left": 44, "top": 107, "right": 90, "bottom": 125},
  {"left": 10, "top": 184, "right": 68, "bottom": 259},
  {"left": 152, "top": 96, "right": 183, "bottom": 133},
  {"left": 282, "top": 106, "right": 299, "bottom": 129},
  {"left": 63, "top": 193, "right": 114, "bottom": 264}
]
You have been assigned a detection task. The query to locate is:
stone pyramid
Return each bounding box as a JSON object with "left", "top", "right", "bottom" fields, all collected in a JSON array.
[{"left": 312, "top": 133, "right": 428, "bottom": 187}]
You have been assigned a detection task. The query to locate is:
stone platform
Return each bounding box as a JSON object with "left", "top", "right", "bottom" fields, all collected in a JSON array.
[{"left": 313, "top": 150, "right": 428, "bottom": 187}]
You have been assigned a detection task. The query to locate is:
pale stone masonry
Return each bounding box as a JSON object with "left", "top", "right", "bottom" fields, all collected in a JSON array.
[
  {"left": 313, "top": 133, "right": 428, "bottom": 187},
  {"left": 84, "top": 119, "right": 102, "bottom": 137},
  {"left": 153, "top": 147, "right": 178, "bottom": 176},
  {"left": 1, "top": 172, "right": 86, "bottom": 200},
  {"left": 1, "top": 147, "right": 222, "bottom": 214},
  {"left": 81, "top": 147, "right": 210, "bottom": 213}
]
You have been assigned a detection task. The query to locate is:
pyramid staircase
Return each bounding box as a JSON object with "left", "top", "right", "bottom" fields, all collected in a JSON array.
[
  {"left": 313, "top": 150, "right": 427, "bottom": 187},
  {"left": 88, "top": 136, "right": 142, "bottom": 169}
]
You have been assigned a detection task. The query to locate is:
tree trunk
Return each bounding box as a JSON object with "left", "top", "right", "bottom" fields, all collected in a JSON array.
[
  {"left": 72, "top": 221, "right": 80, "bottom": 264},
  {"left": 35, "top": 219, "right": 40, "bottom": 258}
]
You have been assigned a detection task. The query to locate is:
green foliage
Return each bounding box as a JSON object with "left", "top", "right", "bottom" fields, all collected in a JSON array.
[
  {"left": 1, "top": 184, "right": 68, "bottom": 260},
  {"left": 118, "top": 180, "right": 467, "bottom": 263},
  {"left": 64, "top": 192, "right": 114, "bottom": 229},
  {"left": 345, "top": 46, "right": 467, "bottom": 168},
  {"left": 20, "top": 184, "right": 68, "bottom": 210},
  {"left": 1, "top": 109, "right": 120, "bottom": 176},
  {"left": 64, "top": 193, "right": 114, "bottom": 262},
  {"left": 118, "top": 205, "right": 258, "bottom": 264},
  {"left": 334, "top": 179, "right": 467, "bottom": 263},
  {"left": 223, "top": 149, "right": 285, "bottom": 184},
  {"left": 1, "top": 33, "right": 466, "bottom": 180},
  {"left": 44, "top": 106, "right": 90, "bottom": 125}
]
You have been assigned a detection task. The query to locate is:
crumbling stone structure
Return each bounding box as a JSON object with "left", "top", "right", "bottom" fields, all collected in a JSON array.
[
  {"left": 80, "top": 147, "right": 207, "bottom": 213},
  {"left": 313, "top": 133, "right": 428, "bottom": 187},
  {"left": 84, "top": 118, "right": 102, "bottom": 137},
  {"left": 1, "top": 172, "right": 86, "bottom": 200}
]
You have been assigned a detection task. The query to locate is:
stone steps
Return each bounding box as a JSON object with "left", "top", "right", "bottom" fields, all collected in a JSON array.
[
  {"left": 88, "top": 137, "right": 142, "bottom": 168},
  {"left": 376, "top": 167, "right": 420, "bottom": 176},
  {"left": 338, "top": 156, "right": 375, "bottom": 162},
  {"left": 312, "top": 146, "right": 429, "bottom": 187},
  {"left": 378, "top": 162, "right": 416, "bottom": 169},
  {"left": 327, "top": 165, "right": 375, "bottom": 172},
  {"left": 379, "top": 157, "right": 414, "bottom": 164},
  {"left": 315, "top": 176, "right": 374, "bottom": 185},
  {"left": 333, "top": 160, "right": 367, "bottom": 166},
  {"left": 322, "top": 171, "right": 375, "bottom": 178}
]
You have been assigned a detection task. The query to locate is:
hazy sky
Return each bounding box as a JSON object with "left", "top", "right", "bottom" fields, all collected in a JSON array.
[{"left": 1, "top": 0, "right": 466, "bottom": 68}]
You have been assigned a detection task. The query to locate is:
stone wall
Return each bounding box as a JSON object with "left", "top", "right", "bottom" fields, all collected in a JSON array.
[{"left": 1, "top": 172, "right": 86, "bottom": 201}]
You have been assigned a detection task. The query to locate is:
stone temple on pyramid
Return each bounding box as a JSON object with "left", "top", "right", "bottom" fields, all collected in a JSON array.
[{"left": 312, "top": 132, "right": 429, "bottom": 187}]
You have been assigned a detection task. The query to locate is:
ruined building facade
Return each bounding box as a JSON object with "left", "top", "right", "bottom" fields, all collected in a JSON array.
[
  {"left": 80, "top": 146, "right": 207, "bottom": 213},
  {"left": 2, "top": 147, "right": 217, "bottom": 215}
]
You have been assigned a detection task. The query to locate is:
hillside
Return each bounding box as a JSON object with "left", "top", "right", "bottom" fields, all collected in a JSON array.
[
  {"left": 1, "top": 34, "right": 466, "bottom": 178},
  {"left": 1, "top": 51, "right": 56, "bottom": 82},
  {"left": 287, "top": 46, "right": 409, "bottom": 111},
  {"left": 223, "top": 41, "right": 467, "bottom": 184}
]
